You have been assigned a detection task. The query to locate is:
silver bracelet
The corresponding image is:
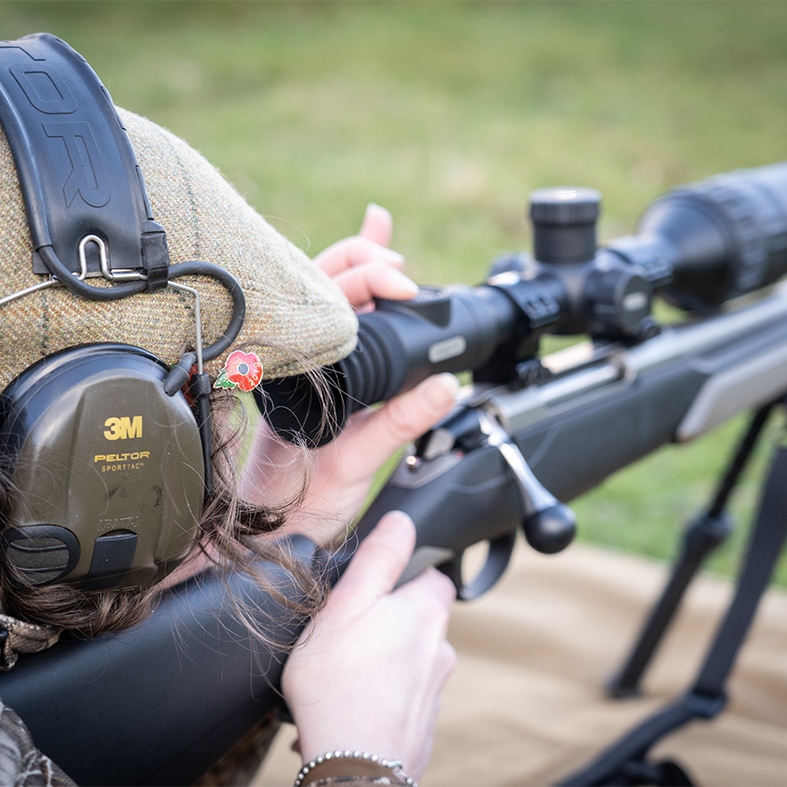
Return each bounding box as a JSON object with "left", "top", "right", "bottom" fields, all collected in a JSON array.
[{"left": 293, "top": 750, "right": 418, "bottom": 787}]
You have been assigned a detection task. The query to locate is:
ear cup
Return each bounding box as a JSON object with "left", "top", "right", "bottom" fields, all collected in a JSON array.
[{"left": 0, "top": 345, "right": 205, "bottom": 591}]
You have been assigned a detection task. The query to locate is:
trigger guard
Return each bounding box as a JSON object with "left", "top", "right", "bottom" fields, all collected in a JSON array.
[{"left": 442, "top": 531, "right": 516, "bottom": 601}]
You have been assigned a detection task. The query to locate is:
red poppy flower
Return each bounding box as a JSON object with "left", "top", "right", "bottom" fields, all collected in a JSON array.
[{"left": 223, "top": 350, "right": 263, "bottom": 392}]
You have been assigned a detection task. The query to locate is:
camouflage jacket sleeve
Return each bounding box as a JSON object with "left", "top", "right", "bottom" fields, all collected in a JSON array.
[{"left": 0, "top": 701, "right": 75, "bottom": 787}]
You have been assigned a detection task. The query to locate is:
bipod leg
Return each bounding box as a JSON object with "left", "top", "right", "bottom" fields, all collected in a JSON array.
[
  {"left": 607, "top": 403, "right": 774, "bottom": 698},
  {"left": 554, "top": 693, "right": 711, "bottom": 786},
  {"left": 558, "top": 402, "right": 787, "bottom": 787}
]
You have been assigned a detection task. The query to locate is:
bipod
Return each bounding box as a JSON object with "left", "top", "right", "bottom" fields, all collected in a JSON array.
[
  {"left": 607, "top": 402, "right": 775, "bottom": 698},
  {"left": 558, "top": 398, "right": 787, "bottom": 786}
]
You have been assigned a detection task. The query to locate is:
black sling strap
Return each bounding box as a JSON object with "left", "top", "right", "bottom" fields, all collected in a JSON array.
[{"left": 558, "top": 425, "right": 787, "bottom": 786}]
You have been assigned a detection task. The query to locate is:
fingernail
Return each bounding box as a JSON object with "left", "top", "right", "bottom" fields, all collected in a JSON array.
[
  {"left": 423, "top": 374, "right": 460, "bottom": 411},
  {"left": 386, "top": 510, "right": 414, "bottom": 528},
  {"left": 379, "top": 510, "right": 416, "bottom": 540},
  {"left": 388, "top": 268, "right": 419, "bottom": 295},
  {"left": 382, "top": 249, "right": 407, "bottom": 266},
  {"left": 365, "top": 202, "right": 392, "bottom": 221}
]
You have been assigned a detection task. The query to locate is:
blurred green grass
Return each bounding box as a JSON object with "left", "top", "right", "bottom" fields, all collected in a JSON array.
[{"left": 2, "top": 0, "right": 786, "bottom": 585}]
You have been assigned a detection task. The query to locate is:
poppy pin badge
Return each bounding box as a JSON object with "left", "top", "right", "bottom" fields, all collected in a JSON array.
[{"left": 214, "top": 350, "right": 263, "bottom": 392}]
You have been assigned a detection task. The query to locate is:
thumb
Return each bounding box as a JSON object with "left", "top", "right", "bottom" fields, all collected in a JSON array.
[
  {"left": 339, "top": 374, "right": 460, "bottom": 473},
  {"left": 332, "top": 512, "right": 416, "bottom": 609},
  {"left": 358, "top": 203, "right": 393, "bottom": 247}
]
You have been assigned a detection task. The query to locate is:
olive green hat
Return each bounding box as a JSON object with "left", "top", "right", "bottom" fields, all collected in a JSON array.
[{"left": 0, "top": 108, "right": 358, "bottom": 389}]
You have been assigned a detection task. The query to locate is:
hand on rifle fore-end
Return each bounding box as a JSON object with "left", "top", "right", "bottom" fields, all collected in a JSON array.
[
  {"left": 242, "top": 204, "right": 460, "bottom": 545},
  {"left": 282, "top": 510, "right": 457, "bottom": 781}
]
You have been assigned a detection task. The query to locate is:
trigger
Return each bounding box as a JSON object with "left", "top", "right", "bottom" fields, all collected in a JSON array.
[{"left": 443, "top": 531, "right": 516, "bottom": 601}]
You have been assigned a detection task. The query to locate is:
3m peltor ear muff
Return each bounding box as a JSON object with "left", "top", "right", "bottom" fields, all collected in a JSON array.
[
  {"left": 0, "top": 33, "right": 247, "bottom": 591},
  {"left": 0, "top": 346, "right": 204, "bottom": 591}
]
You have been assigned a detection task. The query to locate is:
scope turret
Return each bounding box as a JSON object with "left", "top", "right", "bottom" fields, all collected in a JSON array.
[{"left": 530, "top": 186, "right": 601, "bottom": 265}]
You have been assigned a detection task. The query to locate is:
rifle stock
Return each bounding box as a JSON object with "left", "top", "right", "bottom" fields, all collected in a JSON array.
[
  {"left": 0, "top": 536, "right": 322, "bottom": 786},
  {"left": 4, "top": 281, "right": 787, "bottom": 785}
]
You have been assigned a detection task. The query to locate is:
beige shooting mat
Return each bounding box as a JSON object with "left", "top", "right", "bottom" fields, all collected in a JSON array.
[{"left": 256, "top": 543, "right": 787, "bottom": 786}]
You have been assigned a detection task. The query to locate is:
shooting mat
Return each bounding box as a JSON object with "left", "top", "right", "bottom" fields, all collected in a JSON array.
[{"left": 256, "top": 542, "right": 787, "bottom": 786}]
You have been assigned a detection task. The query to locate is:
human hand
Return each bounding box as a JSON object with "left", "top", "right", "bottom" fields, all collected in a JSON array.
[
  {"left": 313, "top": 203, "right": 419, "bottom": 310},
  {"left": 282, "top": 511, "right": 457, "bottom": 780},
  {"left": 242, "top": 205, "right": 459, "bottom": 544},
  {"left": 305, "top": 205, "right": 459, "bottom": 534},
  {"left": 293, "top": 373, "right": 459, "bottom": 540},
  {"left": 243, "top": 372, "right": 458, "bottom": 545}
]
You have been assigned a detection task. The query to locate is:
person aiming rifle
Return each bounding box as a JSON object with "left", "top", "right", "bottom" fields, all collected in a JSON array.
[
  {"left": 2, "top": 32, "right": 787, "bottom": 787},
  {"left": 0, "top": 33, "right": 455, "bottom": 787}
]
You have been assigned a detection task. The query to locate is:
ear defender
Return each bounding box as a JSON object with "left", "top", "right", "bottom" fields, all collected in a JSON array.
[
  {"left": 0, "top": 33, "right": 247, "bottom": 593},
  {"left": 0, "top": 345, "right": 205, "bottom": 591}
]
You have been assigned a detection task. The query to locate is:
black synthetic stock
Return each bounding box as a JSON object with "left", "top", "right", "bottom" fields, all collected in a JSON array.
[{"left": 0, "top": 535, "right": 324, "bottom": 786}]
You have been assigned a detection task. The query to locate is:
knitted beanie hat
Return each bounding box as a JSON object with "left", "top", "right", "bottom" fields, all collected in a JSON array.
[{"left": 0, "top": 106, "right": 358, "bottom": 389}]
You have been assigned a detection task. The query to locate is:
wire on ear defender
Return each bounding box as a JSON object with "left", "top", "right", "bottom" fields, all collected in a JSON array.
[{"left": 0, "top": 33, "right": 246, "bottom": 591}]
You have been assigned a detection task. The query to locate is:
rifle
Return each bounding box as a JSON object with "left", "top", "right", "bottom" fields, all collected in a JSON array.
[{"left": 3, "top": 163, "right": 787, "bottom": 786}]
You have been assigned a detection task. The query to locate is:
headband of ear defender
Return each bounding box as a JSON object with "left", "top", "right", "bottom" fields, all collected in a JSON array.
[{"left": 0, "top": 32, "right": 358, "bottom": 593}]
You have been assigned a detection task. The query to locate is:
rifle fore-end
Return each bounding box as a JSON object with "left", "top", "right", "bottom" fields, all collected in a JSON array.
[{"left": 520, "top": 288, "right": 787, "bottom": 494}]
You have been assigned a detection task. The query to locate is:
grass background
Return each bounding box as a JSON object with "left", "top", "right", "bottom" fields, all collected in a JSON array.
[{"left": 2, "top": 0, "right": 787, "bottom": 585}]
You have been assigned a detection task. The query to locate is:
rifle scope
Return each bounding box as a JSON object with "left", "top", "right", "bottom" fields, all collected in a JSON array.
[{"left": 258, "top": 162, "right": 787, "bottom": 446}]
